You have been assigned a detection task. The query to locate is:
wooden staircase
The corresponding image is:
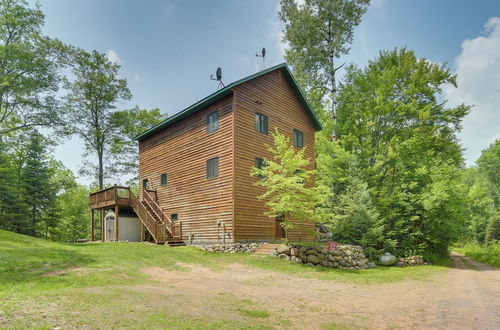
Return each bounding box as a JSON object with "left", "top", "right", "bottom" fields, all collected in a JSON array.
[
  {"left": 89, "top": 185, "right": 184, "bottom": 245},
  {"left": 254, "top": 243, "right": 281, "bottom": 255}
]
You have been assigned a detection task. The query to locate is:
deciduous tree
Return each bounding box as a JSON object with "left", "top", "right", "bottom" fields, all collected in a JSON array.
[
  {"left": 251, "top": 129, "right": 327, "bottom": 232},
  {"left": 63, "top": 50, "right": 131, "bottom": 189},
  {"left": 279, "top": 0, "right": 370, "bottom": 135},
  {"left": 0, "top": 0, "right": 68, "bottom": 134}
]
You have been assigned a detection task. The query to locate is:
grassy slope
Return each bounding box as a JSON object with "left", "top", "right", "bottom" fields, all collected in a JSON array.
[
  {"left": 0, "top": 230, "right": 450, "bottom": 329},
  {"left": 454, "top": 243, "right": 500, "bottom": 268}
]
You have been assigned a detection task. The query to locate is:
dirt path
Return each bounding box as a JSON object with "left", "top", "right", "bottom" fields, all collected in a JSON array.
[{"left": 140, "top": 254, "right": 500, "bottom": 329}]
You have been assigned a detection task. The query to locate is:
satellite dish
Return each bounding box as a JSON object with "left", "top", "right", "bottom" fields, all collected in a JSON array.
[
  {"left": 210, "top": 67, "right": 225, "bottom": 90},
  {"left": 256, "top": 47, "right": 267, "bottom": 70}
]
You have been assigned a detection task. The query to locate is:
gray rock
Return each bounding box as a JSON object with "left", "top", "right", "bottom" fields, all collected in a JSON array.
[
  {"left": 276, "top": 245, "right": 290, "bottom": 255},
  {"left": 290, "top": 256, "right": 303, "bottom": 263},
  {"left": 305, "top": 249, "right": 318, "bottom": 256},
  {"left": 278, "top": 254, "right": 290, "bottom": 261},
  {"left": 306, "top": 254, "right": 320, "bottom": 264}
]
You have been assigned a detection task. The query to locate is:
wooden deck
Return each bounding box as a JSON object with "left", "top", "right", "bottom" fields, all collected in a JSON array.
[
  {"left": 89, "top": 185, "right": 183, "bottom": 245},
  {"left": 89, "top": 185, "right": 132, "bottom": 209}
]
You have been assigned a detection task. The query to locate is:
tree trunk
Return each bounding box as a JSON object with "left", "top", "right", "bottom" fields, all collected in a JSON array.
[
  {"left": 331, "top": 56, "right": 337, "bottom": 139},
  {"left": 98, "top": 149, "right": 104, "bottom": 190}
]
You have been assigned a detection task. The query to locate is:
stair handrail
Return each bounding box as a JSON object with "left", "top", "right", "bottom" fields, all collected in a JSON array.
[
  {"left": 142, "top": 188, "right": 176, "bottom": 237},
  {"left": 129, "top": 189, "right": 159, "bottom": 243},
  {"left": 142, "top": 188, "right": 164, "bottom": 222}
]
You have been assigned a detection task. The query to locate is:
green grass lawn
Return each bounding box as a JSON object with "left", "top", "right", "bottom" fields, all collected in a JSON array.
[
  {"left": 454, "top": 243, "right": 500, "bottom": 268},
  {"left": 0, "top": 229, "right": 451, "bottom": 329}
]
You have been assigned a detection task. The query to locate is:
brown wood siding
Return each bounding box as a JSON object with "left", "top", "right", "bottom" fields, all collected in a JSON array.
[
  {"left": 138, "top": 96, "right": 234, "bottom": 242},
  {"left": 233, "top": 70, "right": 316, "bottom": 242}
]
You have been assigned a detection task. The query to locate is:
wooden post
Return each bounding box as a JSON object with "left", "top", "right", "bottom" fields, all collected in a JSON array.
[
  {"left": 140, "top": 223, "right": 145, "bottom": 242},
  {"left": 115, "top": 204, "right": 119, "bottom": 241},
  {"left": 101, "top": 208, "right": 105, "bottom": 241},
  {"left": 90, "top": 209, "right": 94, "bottom": 241}
]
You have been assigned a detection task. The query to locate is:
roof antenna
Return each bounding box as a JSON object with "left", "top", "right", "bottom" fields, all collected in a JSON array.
[
  {"left": 210, "top": 67, "right": 225, "bottom": 90},
  {"left": 256, "top": 47, "right": 266, "bottom": 70}
]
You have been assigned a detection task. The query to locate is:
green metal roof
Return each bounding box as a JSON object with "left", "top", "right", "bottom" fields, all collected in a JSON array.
[{"left": 134, "top": 63, "right": 322, "bottom": 141}]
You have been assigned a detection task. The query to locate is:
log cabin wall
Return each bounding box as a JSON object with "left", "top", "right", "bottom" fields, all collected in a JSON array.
[
  {"left": 138, "top": 96, "right": 234, "bottom": 243},
  {"left": 232, "top": 70, "right": 316, "bottom": 242}
]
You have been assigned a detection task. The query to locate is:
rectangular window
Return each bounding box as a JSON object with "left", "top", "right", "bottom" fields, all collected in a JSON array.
[
  {"left": 160, "top": 173, "right": 167, "bottom": 186},
  {"left": 142, "top": 179, "right": 149, "bottom": 190},
  {"left": 255, "top": 157, "right": 265, "bottom": 179},
  {"left": 255, "top": 112, "right": 268, "bottom": 135},
  {"left": 206, "top": 110, "right": 219, "bottom": 133},
  {"left": 293, "top": 129, "right": 304, "bottom": 148},
  {"left": 207, "top": 157, "right": 219, "bottom": 179},
  {"left": 171, "top": 213, "right": 178, "bottom": 222}
]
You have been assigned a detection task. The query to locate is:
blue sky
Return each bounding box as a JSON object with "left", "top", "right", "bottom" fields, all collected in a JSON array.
[{"left": 34, "top": 0, "right": 500, "bottom": 184}]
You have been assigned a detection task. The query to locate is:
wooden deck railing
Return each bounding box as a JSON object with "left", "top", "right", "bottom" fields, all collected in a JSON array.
[{"left": 89, "top": 185, "right": 131, "bottom": 208}]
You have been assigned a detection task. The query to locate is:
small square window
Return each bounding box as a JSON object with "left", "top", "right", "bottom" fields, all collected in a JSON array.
[
  {"left": 207, "top": 157, "right": 219, "bottom": 179},
  {"left": 206, "top": 110, "right": 219, "bottom": 133},
  {"left": 171, "top": 213, "right": 178, "bottom": 222},
  {"left": 255, "top": 112, "right": 268, "bottom": 135},
  {"left": 160, "top": 173, "right": 167, "bottom": 186},
  {"left": 293, "top": 129, "right": 304, "bottom": 148},
  {"left": 255, "top": 158, "right": 266, "bottom": 179},
  {"left": 142, "top": 179, "right": 149, "bottom": 190}
]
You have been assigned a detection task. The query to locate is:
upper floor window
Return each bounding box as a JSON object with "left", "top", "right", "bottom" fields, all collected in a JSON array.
[
  {"left": 207, "top": 157, "right": 219, "bottom": 179},
  {"left": 206, "top": 110, "right": 219, "bottom": 133},
  {"left": 255, "top": 112, "right": 268, "bottom": 135},
  {"left": 160, "top": 173, "right": 167, "bottom": 186},
  {"left": 293, "top": 129, "right": 304, "bottom": 148},
  {"left": 171, "top": 213, "right": 178, "bottom": 222},
  {"left": 255, "top": 157, "right": 266, "bottom": 179}
]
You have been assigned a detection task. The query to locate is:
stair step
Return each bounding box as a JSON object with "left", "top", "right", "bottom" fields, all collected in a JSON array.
[{"left": 254, "top": 243, "right": 281, "bottom": 255}]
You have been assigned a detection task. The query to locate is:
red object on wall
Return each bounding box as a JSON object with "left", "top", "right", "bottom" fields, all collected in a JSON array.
[{"left": 328, "top": 241, "right": 337, "bottom": 251}]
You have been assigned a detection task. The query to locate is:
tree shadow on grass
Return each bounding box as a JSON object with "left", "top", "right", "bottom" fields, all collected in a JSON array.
[{"left": 0, "top": 237, "right": 96, "bottom": 287}]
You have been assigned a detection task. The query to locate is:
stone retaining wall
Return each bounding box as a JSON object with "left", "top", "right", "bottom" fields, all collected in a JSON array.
[
  {"left": 272, "top": 244, "right": 376, "bottom": 270},
  {"left": 195, "top": 243, "right": 264, "bottom": 253}
]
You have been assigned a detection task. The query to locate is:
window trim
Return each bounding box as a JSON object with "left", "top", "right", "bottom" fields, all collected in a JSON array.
[
  {"left": 206, "top": 157, "right": 220, "bottom": 179},
  {"left": 293, "top": 129, "right": 304, "bottom": 148},
  {"left": 255, "top": 112, "right": 268, "bottom": 135},
  {"left": 171, "top": 213, "right": 178, "bottom": 222},
  {"left": 206, "top": 110, "right": 219, "bottom": 134},
  {"left": 160, "top": 173, "right": 167, "bottom": 186}
]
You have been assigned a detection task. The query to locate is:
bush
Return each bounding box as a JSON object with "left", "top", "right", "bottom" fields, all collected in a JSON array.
[{"left": 455, "top": 242, "right": 500, "bottom": 268}]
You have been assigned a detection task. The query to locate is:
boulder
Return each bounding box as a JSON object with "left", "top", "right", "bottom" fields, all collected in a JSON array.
[
  {"left": 290, "top": 256, "right": 303, "bottom": 264},
  {"left": 305, "top": 249, "right": 318, "bottom": 256},
  {"left": 306, "top": 254, "right": 320, "bottom": 264},
  {"left": 276, "top": 245, "right": 290, "bottom": 255},
  {"left": 278, "top": 254, "right": 290, "bottom": 261}
]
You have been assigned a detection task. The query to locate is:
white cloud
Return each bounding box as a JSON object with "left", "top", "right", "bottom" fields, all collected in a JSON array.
[
  {"left": 445, "top": 17, "right": 500, "bottom": 165},
  {"left": 106, "top": 49, "right": 122, "bottom": 65}
]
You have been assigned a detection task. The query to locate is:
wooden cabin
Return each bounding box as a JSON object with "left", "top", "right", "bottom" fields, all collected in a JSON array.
[{"left": 89, "top": 63, "right": 322, "bottom": 244}]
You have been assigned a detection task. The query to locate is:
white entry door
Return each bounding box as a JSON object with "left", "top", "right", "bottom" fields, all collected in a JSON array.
[{"left": 106, "top": 217, "right": 116, "bottom": 241}]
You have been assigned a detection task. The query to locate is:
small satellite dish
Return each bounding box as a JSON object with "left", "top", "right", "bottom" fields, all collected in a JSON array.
[
  {"left": 256, "top": 47, "right": 266, "bottom": 70},
  {"left": 216, "top": 67, "right": 222, "bottom": 81},
  {"left": 210, "top": 67, "right": 225, "bottom": 90}
]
